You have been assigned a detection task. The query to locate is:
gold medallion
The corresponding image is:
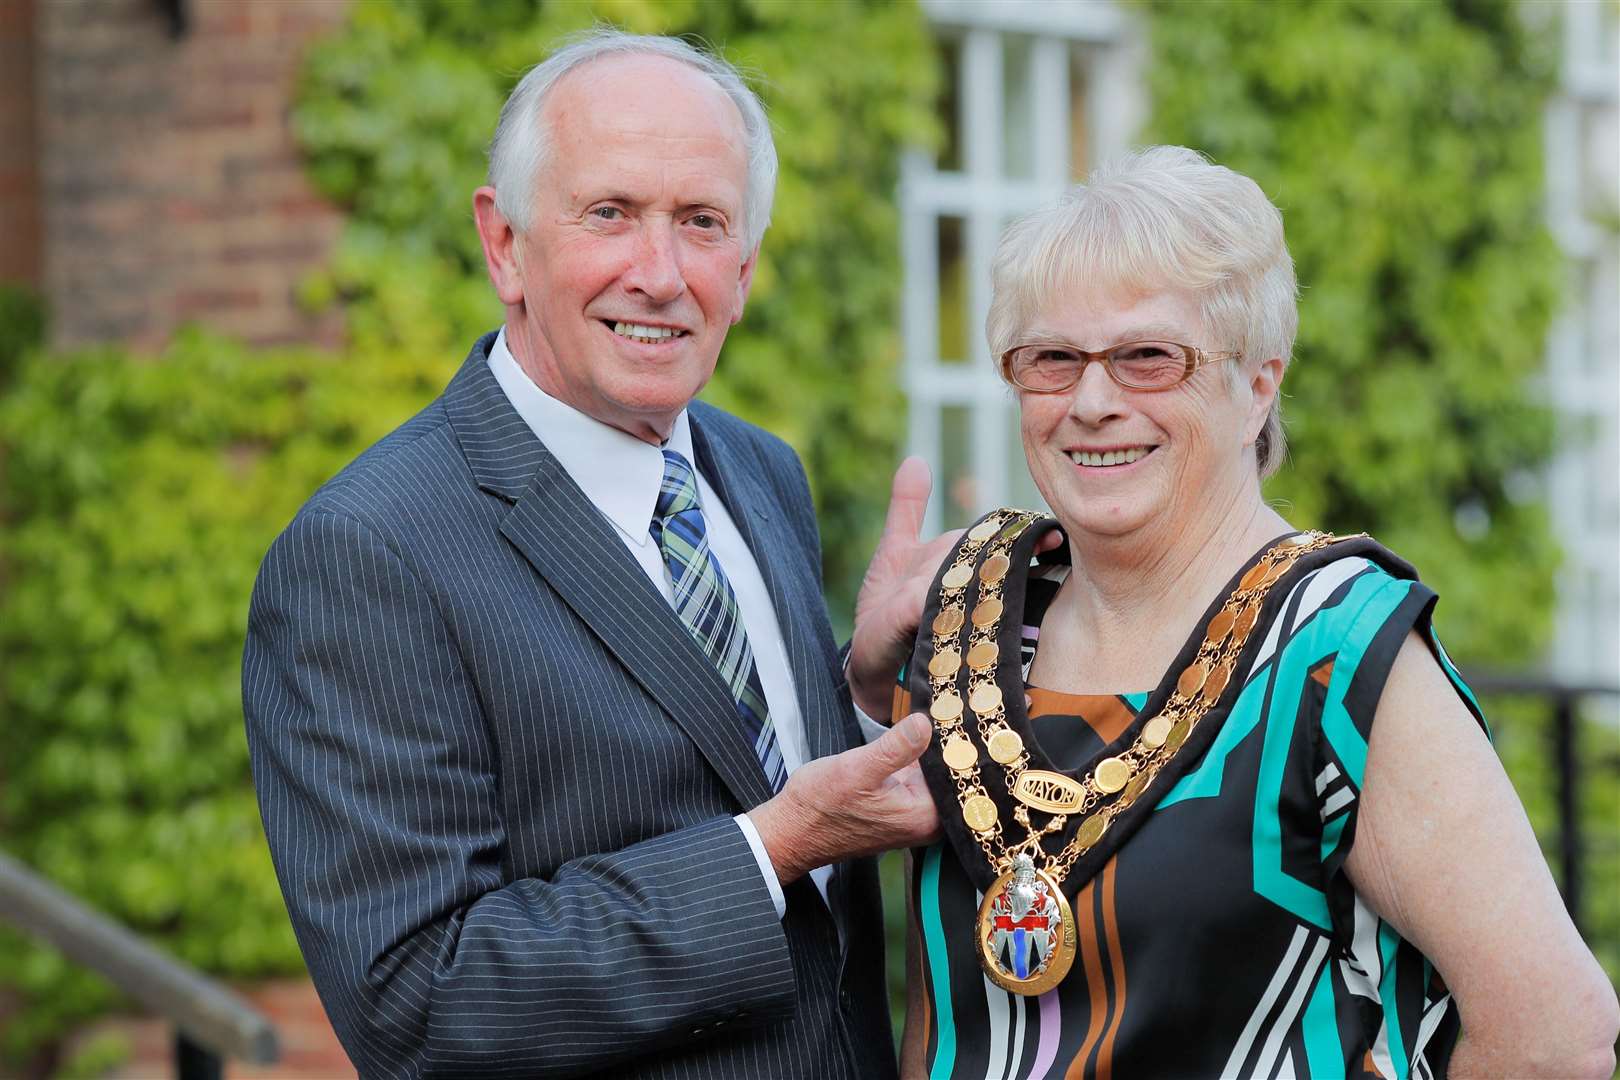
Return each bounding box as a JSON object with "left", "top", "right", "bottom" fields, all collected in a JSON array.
[
  {"left": 1140, "top": 715, "right": 1173, "bottom": 749},
  {"left": 1206, "top": 608, "right": 1235, "bottom": 644},
  {"left": 932, "top": 607, "right": 965, "bottom": 635},
  {"left": 1239, "top": 562, "right": 1269, "bottom": 591},
  {"left": 928, "top": 649, "right": 962, "bottom": 678},
  {"left": 1094, "top": 756, "right": 1133, "bottom": 794},
  {"left": 971, "top": 597, "right": 1004, "bottom": 627},
  {"left": 1074, "top": 812, "right": 1108, "bottom": 849},
  {"left": 977, "top": 855, "right": 1077, "bottom": 996},
  {"left": 942, "top": 734, "right": 978, "bottom": 772},
  {"left": 986, "top": 726, "right": 1024, "bottom": 763},
  {"left": 969, "top": 682, "right": 1003, "bottom": 714},
  {"left": 1176, "top": 661, "right": 1208, "bottom": 698},
  {"left": 1164, "top": 717, "right": 1192, "bottom": 752},
  {"left": 968, "top": 517, "right": 1003, "bottom": 542},
  {"left": 1201, "top": 663, "right": 1232, "bottom": 703},
  {"left": 1232, "top": 603, "right": 1259, "bottom": 644},
  {"left": 963, "top": 794, "right": 999, "bottom": 832},
  {"left": 930, "top": 692, "right": 964, "bottom": 722},
  {"left": 942, "top": 563, "right": 974, "bottom": 590},
  {"left": 966, "top": 642, "right": 998, "bottom": 670},
  {"left": 980, "top": 554, "right": 1011, "bottom": 584},
  {"left": 1013, "top": 770, "right": 1085, "bottom": 813},
  {"left": 1121, "top": 771, "right": 1151, "bottom": 805}
]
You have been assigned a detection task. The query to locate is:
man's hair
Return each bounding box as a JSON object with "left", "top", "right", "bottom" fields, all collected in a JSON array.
[
  {"left": 985, "top": 145, "right": 1297, "bottom": 478},
  {"left": 487, "top": 28, "right": 778, "bottom": 255}
]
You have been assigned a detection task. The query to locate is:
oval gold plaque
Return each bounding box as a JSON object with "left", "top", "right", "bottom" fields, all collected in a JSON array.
[
  {"left": 1201, "top": 663, "right": 1232, "bottom": 703},
  {"left": 971, "top": 597, "right": 1005, "bottom": 628},
  {"left": 941, "top": 734, "right": 978, "bottom": 772},
  {"left": 1206, "top": 609, "right": 1235, "bottom": 644},
  {"left": 1164, "top": 717, "right": 1192, "bottom": 753},
  {"left": 1176, "top": 662, "right": 1208, "bottom": 698},
  {"left": 942, "top": 564, "right": 974, "bottom": 590},
  {"left": 928, "top": 649, "right": 962, "bottom": 678},
  {"left": 1074, "top": 812, "right": 1108, "bottom": 849},
  {"left": 1232, "top": 603, "right": 1259, "bottom": 644},
  {"left": 969, "top": 682, "right": 1004, "bottom": 713},
  {"left": 1094, "top": 756, "right": 1133, "bottom": 793},
  {"left": 1140, "top": 715, "right": 1173, "bottom": 749},
  {"left": 986, "top": 727, "right": 1025, "bottom": 764},
  {"left": 1013, "top": 769, "right": 1085, "bottom": 814},
  {"left": 966, "top": 642, "right": 998, "bottom": 670},
  {"left": 1121, "top": 772, "right": 1151, "bottom": 805},
  {"left": 932, "top": 607, "right": 965, "bottom": 635},
  {"left": 1239, "top": 562, "right": 1269, "bottom": 591},
  {"left": 968, "top": 517, "right": 1002, "bottom": 542},
  {"left": 963, "top": 794, "right": 999, "bottom": 832},
  {"left": 930, "top": 692, "right": 964, "bottom": 722},
  {"left": 980, "top": 554, "right": 1012, "bottom": 584}
]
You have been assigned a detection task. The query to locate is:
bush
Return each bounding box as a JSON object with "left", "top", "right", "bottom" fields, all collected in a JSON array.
[{"left": 0, "top": 331, "right": 446, "bottom": 1068}]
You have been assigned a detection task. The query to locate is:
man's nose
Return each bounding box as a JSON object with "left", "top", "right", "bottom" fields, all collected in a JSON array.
[{"left": 622, "top": 221, "right": 686, "bottom": 304}]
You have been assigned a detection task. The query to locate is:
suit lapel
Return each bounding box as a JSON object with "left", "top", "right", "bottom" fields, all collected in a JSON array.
[{"left": 444, "top": 341, "right": 776, "bottom": 811}]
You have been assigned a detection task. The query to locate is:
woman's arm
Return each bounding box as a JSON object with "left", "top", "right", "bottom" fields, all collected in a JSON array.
[{"left": 1346, "top": 631, "right": 1619, "bottom": 1077}]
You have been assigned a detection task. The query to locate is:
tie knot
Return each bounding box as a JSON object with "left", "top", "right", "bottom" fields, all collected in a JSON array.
[{"left": 654, "top": 449, "right": 701, "bottom": 520}]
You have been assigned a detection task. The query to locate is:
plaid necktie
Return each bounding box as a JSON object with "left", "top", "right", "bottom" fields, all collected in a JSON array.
[{"left": 650, "top": 449, "right": 787, "bottom": 793}]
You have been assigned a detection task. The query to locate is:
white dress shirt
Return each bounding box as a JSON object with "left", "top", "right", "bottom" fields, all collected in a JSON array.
[{"left": 488, "top": 329, "right": 828, "bottom": 917}]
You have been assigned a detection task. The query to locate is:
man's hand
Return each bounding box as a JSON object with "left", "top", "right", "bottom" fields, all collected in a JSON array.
[
  {"left": 748, "top": 713, "right": 941, "bottom": 884},
  {"left": 847, "top": 458, "right": 961, "bottom": 721}
]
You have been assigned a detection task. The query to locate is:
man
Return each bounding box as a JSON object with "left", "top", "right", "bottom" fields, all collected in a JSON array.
[{"left": 244, "top": 30, "right": 944, "bottom": 1080}]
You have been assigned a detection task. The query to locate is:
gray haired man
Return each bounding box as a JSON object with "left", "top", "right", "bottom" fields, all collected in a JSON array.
[{"left": 244, "top": 29, "right": 946, "bottom": 1080}]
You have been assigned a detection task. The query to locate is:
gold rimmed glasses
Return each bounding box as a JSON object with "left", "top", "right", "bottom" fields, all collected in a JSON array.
[{"left": 999, "top": 340, "right": 1242, "bottom": 393}]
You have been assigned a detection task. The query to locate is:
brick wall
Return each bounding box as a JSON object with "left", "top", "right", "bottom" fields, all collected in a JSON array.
[
  {"left": 0, "top": 0, "right": 41, "bottom": 286},
  {"left": 37, "top": 0, "right": 351, "bottom": 350}
]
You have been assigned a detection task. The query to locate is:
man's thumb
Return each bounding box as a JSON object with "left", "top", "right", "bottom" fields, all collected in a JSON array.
[{"left": 869, "top": 712, "right": 931, "bottom": 775}]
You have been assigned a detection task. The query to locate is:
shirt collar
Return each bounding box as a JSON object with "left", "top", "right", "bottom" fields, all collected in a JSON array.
[{"left": 488, "top": 327, "right": 695, "bottom": 548}]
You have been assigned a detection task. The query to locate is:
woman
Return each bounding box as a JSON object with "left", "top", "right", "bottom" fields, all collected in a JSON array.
[{"left": 896, "top": 146, "right": 1617, "bottom": 1078}]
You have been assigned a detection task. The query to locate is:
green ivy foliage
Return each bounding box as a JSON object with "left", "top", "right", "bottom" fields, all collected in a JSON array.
[
  {"left": 292, "top": 0, "right": 940, "bottom": 617},
  {"left": 1138, "top": 0, "right": 1562, "bottom": 667},
  {"left": 0, "top": 332, "right": 447, "bottom": 1067}
]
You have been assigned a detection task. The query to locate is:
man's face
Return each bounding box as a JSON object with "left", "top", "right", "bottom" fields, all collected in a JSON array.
[{"left": 496, "top": 55, "right": 756, "bottom": 443}]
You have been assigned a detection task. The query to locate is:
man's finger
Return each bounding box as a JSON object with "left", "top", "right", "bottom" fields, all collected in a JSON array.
[
  {"left": 879, "top": 456, "right": 933, "bottom": 546},
  {"left": 862, "top": 712, "right": 931, "bottom": 778}
]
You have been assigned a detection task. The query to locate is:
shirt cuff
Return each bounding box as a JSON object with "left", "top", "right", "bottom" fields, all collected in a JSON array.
[
  {"left": 854, "top": 699, "right": 890, "bottom": 744},
  {"left": 733, "top": 813, "right": 787, "bottom": 920}
]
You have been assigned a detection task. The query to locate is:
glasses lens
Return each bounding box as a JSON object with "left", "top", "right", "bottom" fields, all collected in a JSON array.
[
  {"left": 1009, "top": 345, "right": 1085, "bottom": 391},
  {"left": 1108, "top": 341, "right": 1190, "bottom": 388}
]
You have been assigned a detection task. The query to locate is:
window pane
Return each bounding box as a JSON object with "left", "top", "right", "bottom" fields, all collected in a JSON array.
[
  {"left": 1002, "top": 34, "right": 1035, "bottom": 181},
  {"left": 1006, "top": 402, "right": 1050, "bottom": 514},
  {"left": 1069, "top": 48, "right": 1091, "bottom": 181},
  {"left": 940, "top": 404, "right": 978, "bottom": 530},
  {"left": 936, "top": 35, "right": 963, "bottom": 173},
  {"left": 938, "top": 215, "right": 968, "bottom": 364}
]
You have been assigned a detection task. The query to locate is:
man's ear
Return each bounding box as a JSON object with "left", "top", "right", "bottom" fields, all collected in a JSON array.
[
  {"left": 1243, "top": 356, "right": 1285, "bottom": 446},
  {"left": 730, "top": 241, "right": 760, "bottom": 325},
  {"left": 474, "top": 186, "right": 525, "bottom": 306}
]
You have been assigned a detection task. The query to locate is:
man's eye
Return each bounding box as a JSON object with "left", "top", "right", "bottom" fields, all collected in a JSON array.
[
  {"left": 689, "top": 213, "right": 721, "bottom": 230},
  {"left": 590, "top": 206, "right": 624, "bottom": 221}
]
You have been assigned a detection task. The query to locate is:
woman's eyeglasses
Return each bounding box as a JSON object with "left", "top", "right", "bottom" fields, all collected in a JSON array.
[{"left": 999, "top": 340, "right": 1242, "bottom": 393}]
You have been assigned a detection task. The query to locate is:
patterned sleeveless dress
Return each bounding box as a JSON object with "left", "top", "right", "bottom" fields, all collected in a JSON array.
[{"left": 902, "top": 540, "right": 1484, "bottom": 1079}]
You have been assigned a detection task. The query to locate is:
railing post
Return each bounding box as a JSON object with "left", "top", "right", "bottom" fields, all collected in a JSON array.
[
  {"left": 1552, "top": 691, "right": 1582, "bottom": 933},
  {"left": 176, "top": 1031, "right": 223, "bottom": 1080}
]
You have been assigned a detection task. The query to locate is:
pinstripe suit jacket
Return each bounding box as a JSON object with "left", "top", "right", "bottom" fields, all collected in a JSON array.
[{"left": 243, "top": 332, "right": 898, "bottom": 1080}]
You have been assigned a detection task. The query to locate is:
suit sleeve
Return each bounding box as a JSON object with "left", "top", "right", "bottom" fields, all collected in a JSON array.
[{"left": 242, "top": 509, "right": 799, "bottom": 1079}]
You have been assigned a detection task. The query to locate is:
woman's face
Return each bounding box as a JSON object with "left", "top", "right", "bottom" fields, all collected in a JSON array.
[{"left": 1015, "top": 285, "right": 1270, "bottom": 549}]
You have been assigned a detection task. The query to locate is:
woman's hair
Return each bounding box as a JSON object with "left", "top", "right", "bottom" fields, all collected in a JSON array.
[
  {"left": 986, "top": 146, "right": 1296, "bottom": 477},
  {"left": 487, "top": 28, "right": 778, "bottom": 255}
]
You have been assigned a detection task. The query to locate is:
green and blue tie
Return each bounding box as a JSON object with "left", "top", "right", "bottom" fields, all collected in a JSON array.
[{"left": 651, "top": 449, "right": 787, "bottom": 792}]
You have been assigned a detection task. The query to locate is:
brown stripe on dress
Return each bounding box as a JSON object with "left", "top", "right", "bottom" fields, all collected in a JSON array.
[
  {"left": 1065, "top": 878, "right": 1107, "bottom": 1079},
  {"left": 1026, "top": 688, "right": 1137, "bottom": 744},
  {"left": 1097, "top": 858, "right": 1127, "bottom": 1080}
]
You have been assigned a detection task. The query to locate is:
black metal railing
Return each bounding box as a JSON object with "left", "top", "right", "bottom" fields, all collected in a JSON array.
[
  {"left": 1468, "top": 672, "right": 1620, "bottom": 936},
  {"left": 0, "top": 849, "right": 279, "bottom": 1079}
]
